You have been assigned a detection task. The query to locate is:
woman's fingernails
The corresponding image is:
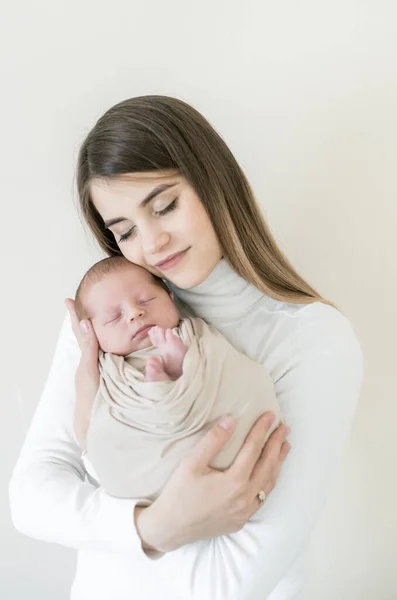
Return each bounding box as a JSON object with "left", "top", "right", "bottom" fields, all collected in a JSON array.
[
  {"left": 80, "top": 320, "right": 89, "bottom": 333},
  {"left": 285, "top": 426, "right": 291, "bottom": 436},
  {"left": 218, "top": 416, "right": 235, "bottom": 430}
]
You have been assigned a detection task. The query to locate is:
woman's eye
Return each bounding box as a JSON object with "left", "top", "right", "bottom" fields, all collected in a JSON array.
[
  {"left": 119, "top": 226, "right": 136, "bottom": 243},
  {"left": 117, "top": 199, "right": 177, "bottom": 243},
  {"left": 156, "top": 198, "right": 178, "bottom": 216}
]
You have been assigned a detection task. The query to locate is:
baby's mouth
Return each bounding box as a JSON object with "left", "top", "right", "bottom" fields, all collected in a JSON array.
[{"left": 132, "top": 325, "right": 154, "bottom": 341}]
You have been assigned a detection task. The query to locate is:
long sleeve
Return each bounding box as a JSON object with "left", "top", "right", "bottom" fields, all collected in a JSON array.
[
  {"left": 9, "top": 314, "right": 150, "bottom": 555},
  {"left": 148, "top": 308, "right": 364, "bottom": 600},
  {"left": 9, "top": 304, "right": 363, "bottom": 600}
]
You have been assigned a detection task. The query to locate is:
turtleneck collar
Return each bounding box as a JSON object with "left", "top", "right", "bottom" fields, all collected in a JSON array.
[{"left": 168, "top": 258, "right": 266, "bottom": 321}]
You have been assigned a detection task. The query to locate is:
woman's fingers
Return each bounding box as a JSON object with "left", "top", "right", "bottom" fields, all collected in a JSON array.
[
  {"left": 260, "top": 422, "right": 291, "bottom": 463},
  {"left": 229, "top": 412, "right": 277, "bottom": 480},
  {"left": 65, "top": 298, "right": 98, "bottom": 353},
  {"left": 279, "top": 440, "right": 292, "bottom": 462},
  {"left": 249, "top": 423, "right": 291, "bottom": 495},
  {"left": 65, "top": 297, "right": 100, "bottom": 388},
  {"left": 65, "top": 298, "right": 94, "bottom": 352},
  {"left": 65, "top": 298, "right": 80, "bottom": 340},
  {"left": 186, "top": 416, "right": 236, "bottom": 472}
]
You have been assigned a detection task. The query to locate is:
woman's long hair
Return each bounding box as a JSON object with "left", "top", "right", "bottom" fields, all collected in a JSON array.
[{"left": 76, "top": 95, "right": 332, "bottom": 306}]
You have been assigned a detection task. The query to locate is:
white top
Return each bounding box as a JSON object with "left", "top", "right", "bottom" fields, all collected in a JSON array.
[{"left": 9, "top": 258, "right": 363, "bottom": 600}]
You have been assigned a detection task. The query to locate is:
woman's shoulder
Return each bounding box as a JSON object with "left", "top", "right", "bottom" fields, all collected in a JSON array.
[
  {"left": 260, "top": 297, "right": 362, "bottom": 357},
  {"left": 298, "top": 300, "right": 357, "bottom": 335},
  {"left": 288, "top": 301, "right": 362, "bottom": 361},
  {"left": 260, "top": 300, "right": 364, "bottom": 391},
  {"left": 263, "top": 295, "right": 353, "bottom": 330}
]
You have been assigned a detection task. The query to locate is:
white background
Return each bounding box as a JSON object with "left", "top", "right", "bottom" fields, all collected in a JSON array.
[{"left": 1, "top": 1, "right": 396, "bottom": 598}]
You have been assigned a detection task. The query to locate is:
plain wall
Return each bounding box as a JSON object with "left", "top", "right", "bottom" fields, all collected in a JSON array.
[{"left": 1, "top": 1, "right": 396, "bottom": 598}]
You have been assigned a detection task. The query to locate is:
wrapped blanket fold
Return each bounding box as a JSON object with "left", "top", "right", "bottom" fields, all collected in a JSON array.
[{"left": 86, "top": 317, "right": 282, "bottom": 500}]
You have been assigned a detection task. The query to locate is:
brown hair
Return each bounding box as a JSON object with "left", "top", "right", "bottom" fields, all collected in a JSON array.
[
  {"left": 74, "top": 256, "right": 170, "bottom": 321},
  {"left": 76, "top": 95, "right": 334, "bottom": 307}
]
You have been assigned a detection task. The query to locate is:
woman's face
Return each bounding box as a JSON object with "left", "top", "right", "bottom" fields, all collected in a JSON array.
[{"left": 90, "top": 170, "right": 222, "bottom": 289}]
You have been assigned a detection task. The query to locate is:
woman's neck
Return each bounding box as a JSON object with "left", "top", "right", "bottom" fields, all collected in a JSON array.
[{"left": 168, "top": 258, "right": 265, "bottom": 321}]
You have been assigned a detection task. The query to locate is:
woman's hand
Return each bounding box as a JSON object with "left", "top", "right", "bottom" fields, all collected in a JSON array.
[
  {"left": 64, "top": 298, "right": 100, "bottom": 449},
  {"left": 135, "top": 413, "right": 291, "bottom": 553}
]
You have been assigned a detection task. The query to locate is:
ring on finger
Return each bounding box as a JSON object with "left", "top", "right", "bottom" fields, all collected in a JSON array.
[{"left": 257, "top": 489, "right": 267, "bottom": 505}]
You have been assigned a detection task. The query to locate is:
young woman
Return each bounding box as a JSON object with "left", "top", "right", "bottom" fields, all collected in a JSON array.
[{"left": 9, "top": 96, "right": 363, "bottom": 600}]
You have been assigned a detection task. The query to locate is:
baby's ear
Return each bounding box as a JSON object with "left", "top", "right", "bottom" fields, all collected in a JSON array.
[{"left": 169, "top": 291, "right": 174, "bottom": 301}]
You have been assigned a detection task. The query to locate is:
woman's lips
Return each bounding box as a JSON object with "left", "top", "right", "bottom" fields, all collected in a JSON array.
[{"left": 155, "top": 248, "right": 189, "bottom": 271}]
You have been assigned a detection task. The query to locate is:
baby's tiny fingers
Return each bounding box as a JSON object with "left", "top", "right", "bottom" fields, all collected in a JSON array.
[{"left": 166, "top": 328, "right": 178, "bottom": 341}]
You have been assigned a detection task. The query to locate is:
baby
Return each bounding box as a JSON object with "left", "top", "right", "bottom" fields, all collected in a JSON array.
[
  {"left": 74, "top": 256, "right": 188, "bottom": 385},
  {"left": 74, "top": 256, "right": 282, "bottom": 501}
]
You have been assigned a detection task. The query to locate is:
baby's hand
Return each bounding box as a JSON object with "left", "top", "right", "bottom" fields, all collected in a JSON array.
[
  {"left": 144, "top": 355, "right": 171, "bottom": 383},
  {"left": 148, "top": 326, "right": 187, "bottom": 380}
]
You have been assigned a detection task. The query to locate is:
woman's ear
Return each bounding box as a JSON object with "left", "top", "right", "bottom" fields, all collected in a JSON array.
[{"left": 170, "top": 291, "right": 174, "bottom": 301}]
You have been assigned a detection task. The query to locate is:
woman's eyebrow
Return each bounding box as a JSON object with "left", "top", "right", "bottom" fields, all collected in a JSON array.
[{"left": 104, "top": 183, "right": 177, "bottom": 229}]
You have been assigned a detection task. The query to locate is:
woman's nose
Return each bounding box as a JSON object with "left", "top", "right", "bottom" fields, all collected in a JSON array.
[{"left": 140, "top": 226, "right": 170, "bottom": 256}]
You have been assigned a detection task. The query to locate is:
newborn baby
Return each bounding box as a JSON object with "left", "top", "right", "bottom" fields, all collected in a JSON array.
[{"left": 74, "top": 256, "right": 282, "bottom": 501}]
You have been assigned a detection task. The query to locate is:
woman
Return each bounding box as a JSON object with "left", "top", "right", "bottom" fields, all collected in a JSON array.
[{"left": 9, "top": 96, "right": 363, "bottom": 600}]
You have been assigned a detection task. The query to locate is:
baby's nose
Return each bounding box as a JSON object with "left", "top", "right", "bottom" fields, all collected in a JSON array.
[{"left": 128, "top": 305, "right": 145, "bottom": 321}]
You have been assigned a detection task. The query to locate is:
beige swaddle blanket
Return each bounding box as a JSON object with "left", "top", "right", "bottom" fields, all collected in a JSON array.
[{"left": 86, "top": 317, "right": 282, "bottom": 500}]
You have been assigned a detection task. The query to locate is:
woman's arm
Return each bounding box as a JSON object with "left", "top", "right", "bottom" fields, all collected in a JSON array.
[
  {"left": 8, "top": 315, "right": 152, "bottom": 555},
  {"left": 9, "top": 311, "right": 286, "bottom": 563},
  {"left": 145, "top": 309, "right": 364, "bottom": 600},
  {"left": 10, "top": 307, "right": 360, "bottom": 600}
]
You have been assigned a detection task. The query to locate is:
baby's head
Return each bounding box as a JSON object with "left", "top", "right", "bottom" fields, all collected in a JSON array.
[{"left": 75, "top": 257, "right": 180, "bottom": 355}]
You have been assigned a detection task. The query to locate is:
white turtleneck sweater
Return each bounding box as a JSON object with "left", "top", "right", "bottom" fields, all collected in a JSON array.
[{"left": 9, "top": 259, "right": 363, "bottom": 600}]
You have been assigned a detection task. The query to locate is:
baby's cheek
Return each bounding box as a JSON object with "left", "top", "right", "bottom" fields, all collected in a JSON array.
[
  {"left": 95, "top": 329, "right": 108, "bottom": 352},
  {"left": 164, "top": 308, "right": 180, "bottom": 330},
  {"left": 172, "top": 303, "right": 181, "bottom": 325},
  {"left": 95, "top": 326, "right": 118, "bottom": 354}
]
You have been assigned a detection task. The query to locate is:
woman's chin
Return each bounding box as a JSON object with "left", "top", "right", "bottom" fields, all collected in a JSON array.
[
  {"left": 166, "top": 270, "right": 207, "bottom": 290},
  {"left": 163, "top": 266, "right": 205, "bottom": 290},
  {"left": 166, "top": 252, "right": 222, "bottom": 290}
]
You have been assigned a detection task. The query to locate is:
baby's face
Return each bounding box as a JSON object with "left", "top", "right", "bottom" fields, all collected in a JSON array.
[{"left": 84, "top": 265, "right": 180, "bottom": 355}]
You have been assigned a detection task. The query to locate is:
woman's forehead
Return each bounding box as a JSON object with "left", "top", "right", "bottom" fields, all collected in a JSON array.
[
  {"left": 118, "top": 169, "right": 179, "bottom": 183},
  {"left": 90, "top": 171, "right": 181, "bottom": 214},
  {"left": 92, "top": 170, "right": 179, "bottom": 193}
]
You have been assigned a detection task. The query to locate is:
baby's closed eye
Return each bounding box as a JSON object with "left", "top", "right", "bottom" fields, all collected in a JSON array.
[
  {"left": 104, "top": 314, "right": 121, "bottom": 325},
  {"left": 139, "top": 297, "right": 156, "bottom": 305}
]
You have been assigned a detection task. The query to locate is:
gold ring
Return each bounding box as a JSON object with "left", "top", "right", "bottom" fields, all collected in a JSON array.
[{"left": 257, "top": 490, "right": 266, "bottom": 505}]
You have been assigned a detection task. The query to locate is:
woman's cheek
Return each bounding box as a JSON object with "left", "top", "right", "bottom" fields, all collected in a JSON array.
[{"left": 126, "top": 240, "right": 145, "bottom": 268}]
